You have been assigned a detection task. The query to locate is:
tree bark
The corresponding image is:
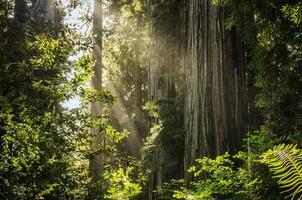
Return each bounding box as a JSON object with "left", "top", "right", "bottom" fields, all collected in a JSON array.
[
  {"left": 147, "top": 1, "right": 185, "bottom": 199},
  {"left": 184, "top": 0, "right": 247, "bottom": 181},
  {"left": 89, "top": 0, "right": 103, "bottom": 178},
  {"left": 133, "top": 16, "right": 145, "bottom": 153}
]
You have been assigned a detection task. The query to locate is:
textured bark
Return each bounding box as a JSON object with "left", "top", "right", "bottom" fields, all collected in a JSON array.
[
  {"left": 147, "top": 1, "right": 185, "bottom": 199},
  {"left": 184, "top": 0, "right": 247, "bottom": 181},
  {"left": 89, "top": 0, "right": 103, "bottom": 178}
]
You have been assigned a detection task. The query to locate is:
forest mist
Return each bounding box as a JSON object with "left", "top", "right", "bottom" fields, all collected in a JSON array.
[{"left": 0, "top": 0, "right": 302, "bottom": 199}]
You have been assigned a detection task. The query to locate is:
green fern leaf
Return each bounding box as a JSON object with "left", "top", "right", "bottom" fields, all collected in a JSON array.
[{"left": 261, "top": 144, "right": 302, "bottom": 200}]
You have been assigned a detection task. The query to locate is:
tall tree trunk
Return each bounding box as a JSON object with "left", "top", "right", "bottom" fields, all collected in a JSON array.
[
  {"left": 147, "top": 1, "right": 184, "bottom": 199},
  {"left": 89, "top": 0, "right": 103, "bottom": 178},
  {"left": 14, "top": 0, "right": 27, "bottom": 23},
  {"left": 184, "top": 0, "right": 247, "bottom": 181},
  {"left": 133, "top": 16, "right": 144, "bottom": 156}
]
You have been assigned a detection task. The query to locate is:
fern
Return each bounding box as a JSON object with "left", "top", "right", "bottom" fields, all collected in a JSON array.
[{"left": 260, "top": 144, "right": 302, "bottom": 200}]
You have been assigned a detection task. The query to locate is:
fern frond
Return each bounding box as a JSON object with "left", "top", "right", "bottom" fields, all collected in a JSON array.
[{"left": 261, "top": 144, "right": 302, "bottom": 200}]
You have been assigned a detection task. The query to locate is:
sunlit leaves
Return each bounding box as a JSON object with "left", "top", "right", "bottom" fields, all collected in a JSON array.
[
  {"left": 281, "top": 2, "right": 302, "bottom": 25},
  {"left": 0, "top": 16, "right": 118, "bottom": 199},
  {"left": 142, "top": 101, "right": 159, "bottom": 118},
  {"left": 211, "top": 0, "right": 231, "bottom": 6},
  {"left": 104, "top": 167, "right": 142, "bottom": 200},
  {"left": 80, "top": 87, "right": 115, "bottom": 104},
  {"left": 173, "top": 153, "right": 259, "bottom": 200},
  {"left": 261, "top": 144, "right": 302, "bottom": 200},
  {"left": 29, "top": 34, "right": 72, "bottom": 70}
]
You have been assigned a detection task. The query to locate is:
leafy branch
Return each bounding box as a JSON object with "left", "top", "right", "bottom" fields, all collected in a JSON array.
[{"left": 260, "top": 144, "right": 302, "bottom": 200}]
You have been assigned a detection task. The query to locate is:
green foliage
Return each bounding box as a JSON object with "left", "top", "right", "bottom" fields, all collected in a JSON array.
[
  {"left": 142, "top": 98, "right": 184, "bottom": 173},
  {"left": 1, "top": 0, "right": 301, "bottom": 199},
  {"left": 252, "top": 1, "right": 302, "bottom": 142},
  {"left": 214, "top": 0, "right": 302, "bottom": 142},
  {"left": 141, "top": 102, "right": 162, "bottom": 165},
  {"left": 261, "top": 144, "right": 302, "bottom": 199},
  {"left": 281, "top": 2, "right": 302, "bottom": 25},
  {"left": 173, "top": 153, "right": 259, "bottom": 200},
  {"left": 104, "top": 166, "right": 142, "bottom": 200},
  {"left": 87, "top": 156, "right": 147, "bottom": 200},
  {"left": 155, "top": 130, "right": 283, "bottom": 200},
  {"left": 141, "top": 121, "right": 162, "bottom": 165},
  {"left": 211, "top": 0, "right": 231, "bottom": 6},
  {"left": 244, "top": 126, "right": 278, "bottom": 154},
  {"left": 0, "top": 32, "right": 109, "bottom": 198},
  {"left": 143, "top": 101, "right": 160, "bottom": 118},
  {"left": 243, "top": 129, "right": 284, "bottom": 199},
  {"left": 209, "top": 0, "right": 302, "bottom": 145},
  {"left": 157, "top": 179, "right": 185, "bottom": 200},
  {"left": 0, "top": 23, "right": 91, "bottom": 197},
  {"left": 0, "top": 2, "right": 129, "bottom": 199}
]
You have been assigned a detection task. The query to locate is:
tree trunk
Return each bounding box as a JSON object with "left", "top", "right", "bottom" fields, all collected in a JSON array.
[
  {"left": 133, "top": 16, "right": 144, "bottom": 155},
  {"left": 89, "top": 0, "right": 103, "bottom": 178},
  {"left": 184, "top": 0, "right": 247, "bottom": 181},
  {"left": 14, "top": 0, "right": 27, "bottom": 23},
  {"left": 147, "top": 1, "right": 185, "bottom": 199}
]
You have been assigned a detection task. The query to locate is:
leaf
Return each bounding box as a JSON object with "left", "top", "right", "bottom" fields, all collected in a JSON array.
[{"left": 261, "top": 144, "right": 302, "bottom": 200}]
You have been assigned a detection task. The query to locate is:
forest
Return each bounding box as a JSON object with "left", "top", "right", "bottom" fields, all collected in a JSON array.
[{"left": 0, "top": 0, "right": 302, "bottom": 199}]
